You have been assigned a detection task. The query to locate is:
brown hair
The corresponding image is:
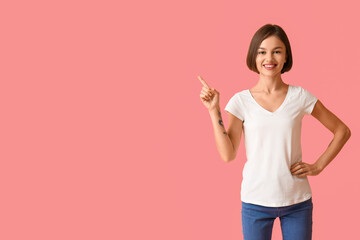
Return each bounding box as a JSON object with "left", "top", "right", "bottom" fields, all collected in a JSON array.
[{"left": 246, "top": 24, "right": 293, "bottom": 74}]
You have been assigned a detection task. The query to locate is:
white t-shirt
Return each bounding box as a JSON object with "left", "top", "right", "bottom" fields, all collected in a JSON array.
[{"left": 224, "top": 84, "right": 318, "bottom": 207}]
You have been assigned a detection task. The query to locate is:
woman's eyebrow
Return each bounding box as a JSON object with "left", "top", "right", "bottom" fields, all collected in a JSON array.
[{"left": 258, "top": 47, "right": 283, "bottom": 50}]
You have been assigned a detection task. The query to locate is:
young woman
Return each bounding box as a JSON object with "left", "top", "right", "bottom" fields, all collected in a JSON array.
[{"left": 198, "top": 24, "right": 351, "bottom": 240}]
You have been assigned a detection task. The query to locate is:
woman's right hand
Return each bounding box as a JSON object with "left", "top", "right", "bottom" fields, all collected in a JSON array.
[{"left": 198, "top": 76, "right": 220, "bottom": 111}]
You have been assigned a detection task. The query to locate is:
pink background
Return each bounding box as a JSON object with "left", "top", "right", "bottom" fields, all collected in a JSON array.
[{"left": 0, "top": 0, "right": 358, "bottom": 239}]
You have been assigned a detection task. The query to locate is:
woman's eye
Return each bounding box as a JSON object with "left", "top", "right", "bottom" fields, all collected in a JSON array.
[{"left": 258, "top": 51, "right": 281, "bottom": 54}]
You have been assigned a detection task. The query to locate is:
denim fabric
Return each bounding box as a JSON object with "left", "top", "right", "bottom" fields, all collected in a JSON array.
[{"left": 241, "top": 198, "right": 313, "bottom": 240}]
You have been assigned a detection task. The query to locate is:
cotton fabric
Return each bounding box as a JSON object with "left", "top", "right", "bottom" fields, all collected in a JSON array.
[{"left": 224, "top": 85, "right": 318, "bottom": 207}]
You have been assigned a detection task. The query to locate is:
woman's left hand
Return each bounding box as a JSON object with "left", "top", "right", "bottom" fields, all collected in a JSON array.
[{"left": 290, "top": 162, "right": 323, "bottom": 178}]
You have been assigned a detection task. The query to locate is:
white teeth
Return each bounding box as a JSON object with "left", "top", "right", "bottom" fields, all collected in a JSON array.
[{"left": 264, "top": 65, "right": 275, "bottom": 67}]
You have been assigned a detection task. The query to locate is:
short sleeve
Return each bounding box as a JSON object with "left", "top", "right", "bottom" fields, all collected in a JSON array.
[
  {"left": 301, "top": 87, "right": 318, "bottom": 115},
  {"left": 224, "top": 93, "right": 245, "bottom": 122}
]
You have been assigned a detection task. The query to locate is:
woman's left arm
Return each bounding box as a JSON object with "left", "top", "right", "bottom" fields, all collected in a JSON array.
[{"left": 291, "top": 100, "right": 351, "bottom": 178}]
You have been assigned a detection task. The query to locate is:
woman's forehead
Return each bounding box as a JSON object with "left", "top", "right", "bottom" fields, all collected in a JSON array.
[{"left": 259, "top": 36, "right": 285, "bottom": 48}]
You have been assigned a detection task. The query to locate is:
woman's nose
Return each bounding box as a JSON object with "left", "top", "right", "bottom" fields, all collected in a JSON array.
[{"left": 265, "top": 53, "right": 274, "bottom": 61}]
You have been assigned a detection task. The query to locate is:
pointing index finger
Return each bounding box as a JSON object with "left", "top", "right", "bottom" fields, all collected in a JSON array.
[{"left": 198, "top": 75, "right": 210, "bottom": 89}]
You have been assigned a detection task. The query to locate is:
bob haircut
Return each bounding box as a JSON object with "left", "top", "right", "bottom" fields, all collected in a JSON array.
[{"left": 246, "top": 24, "right": 293, "bottom": 74}]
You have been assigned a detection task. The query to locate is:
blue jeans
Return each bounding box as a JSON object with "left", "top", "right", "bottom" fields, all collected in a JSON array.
[{"left": 241, "top": 198, "right": 313, "bottom": 240}]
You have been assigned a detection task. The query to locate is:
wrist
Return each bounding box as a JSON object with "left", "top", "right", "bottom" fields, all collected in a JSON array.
[
  {"left": 208, "top": 105, "right": 220, "bottom": 113},
  {"left": 314, "top": 161, "right": 325, "bottom": 172}
]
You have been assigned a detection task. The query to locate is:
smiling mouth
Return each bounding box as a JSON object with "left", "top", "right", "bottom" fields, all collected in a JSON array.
[
  {"left": 263, "top": 64, "right": 277, "bottom": 68},
  {"left": 263, "top": 64, "right": 277, "bottom": 70}
]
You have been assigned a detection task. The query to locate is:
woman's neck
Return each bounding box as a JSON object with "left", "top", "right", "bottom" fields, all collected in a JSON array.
[{"left": 252, "top": 74, "right": 287, "bottom": 93}]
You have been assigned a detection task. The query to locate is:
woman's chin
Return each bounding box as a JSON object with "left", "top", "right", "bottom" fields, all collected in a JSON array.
[{"left": 259, "top": 71, "right": 281, "bottom": 77}]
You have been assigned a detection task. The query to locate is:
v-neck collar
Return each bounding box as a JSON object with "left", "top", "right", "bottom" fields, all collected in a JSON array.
[{"left": 247, "top": 85, "right": 292, "bottom": 115}]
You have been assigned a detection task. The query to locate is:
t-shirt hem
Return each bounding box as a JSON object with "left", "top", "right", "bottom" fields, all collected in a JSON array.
[
  {"left": 241, "top": 194, "right": 312, "bottom": 207},
  {"left": 224, "top": 108, "right": 244, "bottom": 122},
  {"left": 307, "top": 99, "right": 318, "bottom": 115}
]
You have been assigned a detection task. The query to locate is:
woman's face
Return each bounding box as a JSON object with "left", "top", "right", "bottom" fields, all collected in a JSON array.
[{"left": 255, "top": 35, "right": 287, "bottom": 76}]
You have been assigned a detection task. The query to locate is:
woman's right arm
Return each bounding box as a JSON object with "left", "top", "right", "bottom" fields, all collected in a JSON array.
[
  {"left": 208, "top": 106, "right": 243, "bottom": 162},
  {"left": 198, "top": 76, "right": 242, "bottom": 162}
]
